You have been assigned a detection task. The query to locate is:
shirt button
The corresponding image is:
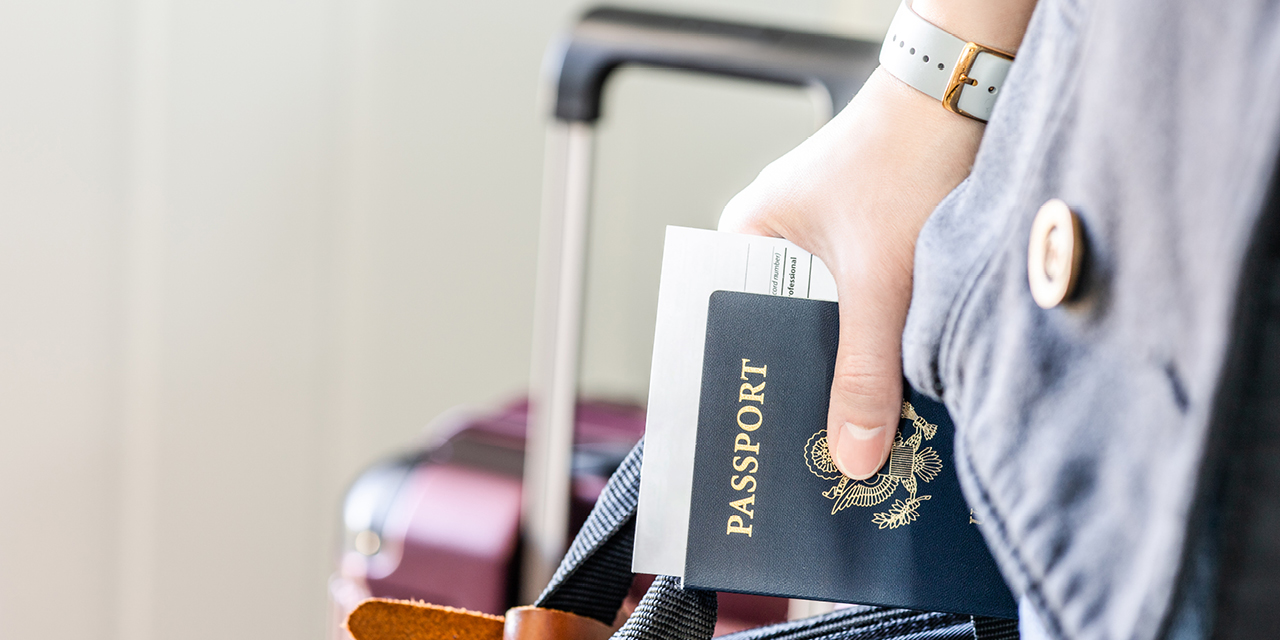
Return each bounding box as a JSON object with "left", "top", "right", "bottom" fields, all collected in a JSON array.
[{"left": 1027, "top": 199, "right": 1085, "bottom": 309}]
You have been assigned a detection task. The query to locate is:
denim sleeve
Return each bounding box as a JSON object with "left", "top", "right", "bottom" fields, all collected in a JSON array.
[
  {"left": 902, "top": 0, "right": 1084, "bottom": 407},
  {"left": 900, "top": 0, "right": 1280, "bottom": 638}
]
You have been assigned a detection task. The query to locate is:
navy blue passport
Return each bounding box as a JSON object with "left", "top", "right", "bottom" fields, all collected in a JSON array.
[{"left": 683, "top": 291, "right": 1016, "bottom": 618}]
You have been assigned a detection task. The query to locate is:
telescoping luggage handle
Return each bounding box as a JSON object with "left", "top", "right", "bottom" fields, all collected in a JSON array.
[
  {"left": 523, "top": 6, "right": 880, "bottom": 601},
  {"left": 552, "top": 7, "right": 880, "bottom": 123}
]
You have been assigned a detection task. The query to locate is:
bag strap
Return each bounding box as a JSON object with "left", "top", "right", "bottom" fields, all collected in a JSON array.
[
  {"left": 533, "top": 440, "right": 652, "bottom": 625},
  {"left": 722, "top": 607, "right": 975, "bottom": 640},
  {"left": 533, "top": 439, "right": 720, "bottom": 639},
  {"left": 611, "top": 575, "right": 717, "bottom": 640},
  {"left": 533, "top": 439, "right": 1017, "bottom": 640}
]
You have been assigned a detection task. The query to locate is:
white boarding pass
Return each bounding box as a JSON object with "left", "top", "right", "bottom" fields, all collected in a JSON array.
[{"left": 634, "top": 226, "right": 836, "bottom": 576}]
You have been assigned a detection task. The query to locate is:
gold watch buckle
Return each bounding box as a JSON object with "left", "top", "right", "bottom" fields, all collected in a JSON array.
[{"left": 943, "top": 41, "right": 1014, "bottom": 121}]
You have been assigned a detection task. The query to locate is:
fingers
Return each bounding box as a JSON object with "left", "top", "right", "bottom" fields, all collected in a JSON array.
[{"left": 826, "top": 259, "right": 910, "bottom": 480}]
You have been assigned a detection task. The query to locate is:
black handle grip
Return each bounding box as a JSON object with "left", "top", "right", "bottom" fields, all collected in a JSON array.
[{"left": 551, "top": 7, "right": 880, "bottom": 123}]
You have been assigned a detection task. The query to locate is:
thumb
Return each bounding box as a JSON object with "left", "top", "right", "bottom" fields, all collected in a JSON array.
[{"left": 826, "top": 263, "right": 909, "bottom": 480}]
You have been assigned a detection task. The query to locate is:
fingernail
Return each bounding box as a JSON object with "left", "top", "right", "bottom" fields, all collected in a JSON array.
[{"left": 835, "top": 422, "right": 891, "bottom": 480}]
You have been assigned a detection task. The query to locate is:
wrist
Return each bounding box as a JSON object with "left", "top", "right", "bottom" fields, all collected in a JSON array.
[
  {"left": 868, "top": 66, "right": 981, "bottom": 222},
  {"left": 863, "top": 65, "right": 984, "bottom": 137},
  {"left": 801, "top": 66, "right": 981, "bottom": 264}
]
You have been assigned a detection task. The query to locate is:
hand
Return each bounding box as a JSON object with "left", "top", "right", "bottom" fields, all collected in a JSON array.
[
  {"left": 718, "top": 67, "right": 983, "bottom": 479},
  {"left": 718, "top": 0, "right": 1035, "bottom": 479}
]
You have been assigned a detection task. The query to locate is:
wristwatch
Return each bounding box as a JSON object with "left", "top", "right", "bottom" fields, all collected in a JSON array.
[{"left": 879, "top": 0, "right": 1015, "bottom": 122}]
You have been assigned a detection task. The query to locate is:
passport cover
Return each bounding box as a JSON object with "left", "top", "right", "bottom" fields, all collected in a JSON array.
[{"left": 683, "top": 291, "right": 1016, "bottom": 618}]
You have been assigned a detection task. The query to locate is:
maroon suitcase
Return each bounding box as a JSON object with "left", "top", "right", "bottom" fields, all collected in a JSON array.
[{"left": 331, "top": 399, "right": 644, "bottom": 618}]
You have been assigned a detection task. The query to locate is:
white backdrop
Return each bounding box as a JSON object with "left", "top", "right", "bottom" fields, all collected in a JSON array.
[{"left": 0, "top": 1, "right": 894, "bottom": 638}]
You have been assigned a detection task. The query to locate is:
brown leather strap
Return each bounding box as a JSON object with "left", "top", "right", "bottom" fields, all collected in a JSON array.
[
  {"left": 503, "top": 605, "right": 615, "bottom": 640},
  {"left": 345, "top": 598, "right": 504, "bottom": 640}
]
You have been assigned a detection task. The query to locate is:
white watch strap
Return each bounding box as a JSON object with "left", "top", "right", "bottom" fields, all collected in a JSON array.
[{"left": 878, "top": 0, "right": 1013, "bottom": 122}]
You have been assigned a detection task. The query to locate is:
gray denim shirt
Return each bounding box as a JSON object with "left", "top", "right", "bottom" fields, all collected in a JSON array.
[{"left": 902, "top": 0, "right": 1280, "bottom": 638}]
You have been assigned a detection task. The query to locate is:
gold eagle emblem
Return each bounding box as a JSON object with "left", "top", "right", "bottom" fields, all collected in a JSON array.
[{"left": 804, "top": 401, "right": 942, "bottom": 529}]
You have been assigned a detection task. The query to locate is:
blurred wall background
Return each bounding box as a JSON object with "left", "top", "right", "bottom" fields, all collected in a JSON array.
[{"left": 0, "top": 1, "right": 894, "bottom": 639}]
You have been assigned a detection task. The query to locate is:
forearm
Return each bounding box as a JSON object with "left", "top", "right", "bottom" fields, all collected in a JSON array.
[{"left": 913, "top": 0, "right": 1037, "bottom": 54}]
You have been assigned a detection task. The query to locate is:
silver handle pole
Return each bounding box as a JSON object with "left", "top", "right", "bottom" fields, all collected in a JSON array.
[{"left": 521, "top": 121, "right": 595, "bottom": 603}]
